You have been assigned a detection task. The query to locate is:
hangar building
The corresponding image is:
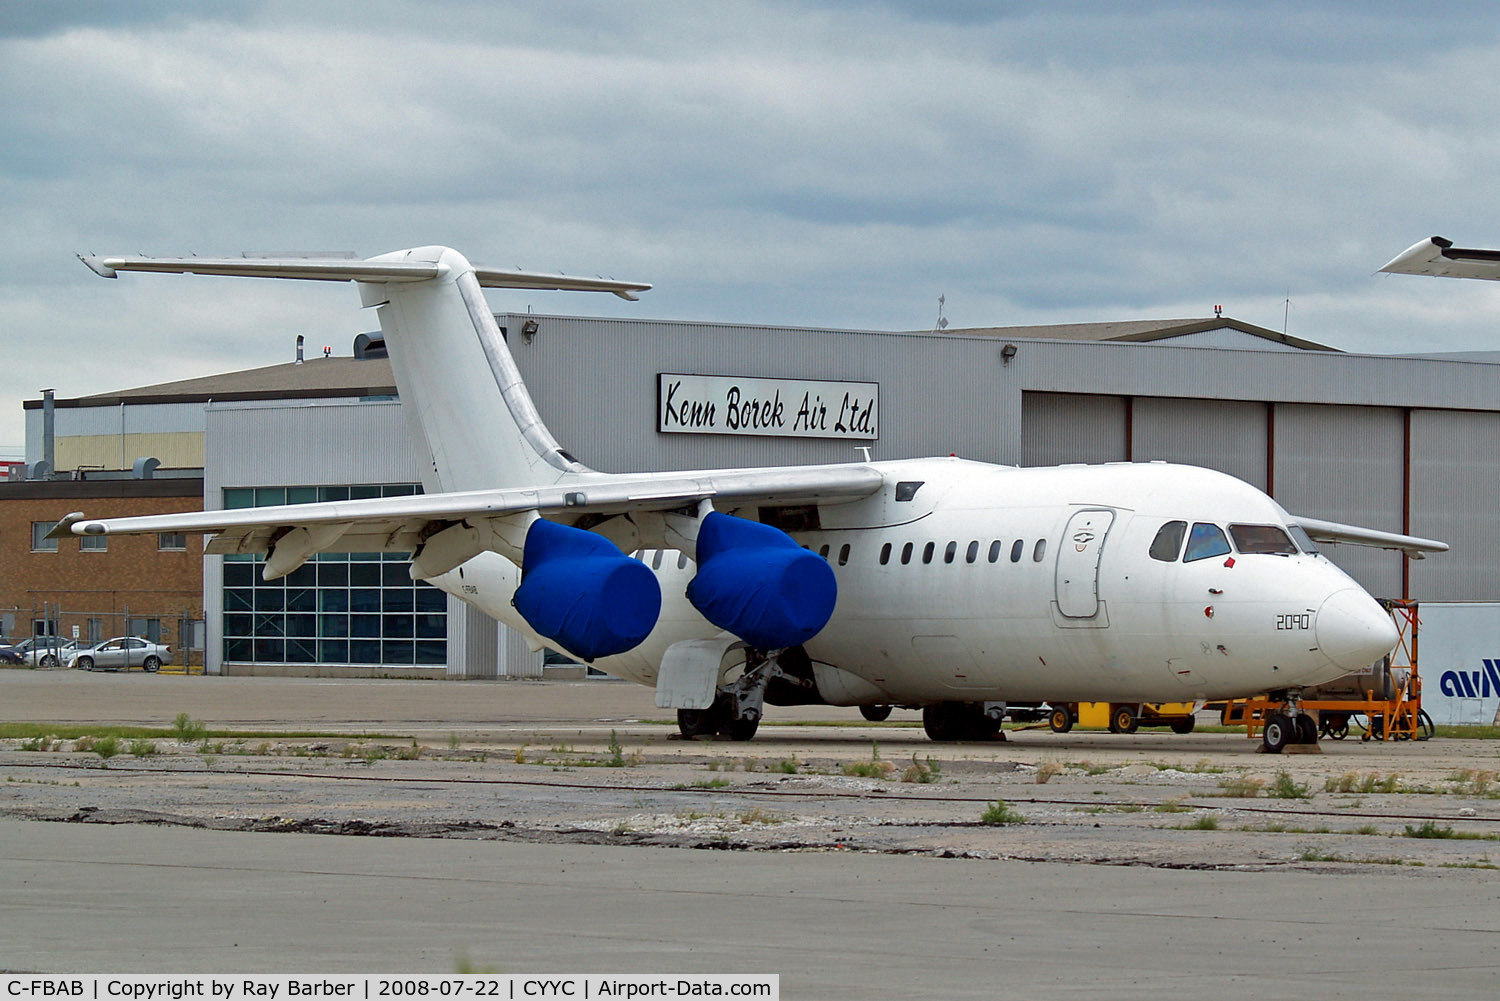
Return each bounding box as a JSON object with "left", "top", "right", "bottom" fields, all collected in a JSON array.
[{"left": 8, "top": 311, "right": 1499, "bottom": 679}]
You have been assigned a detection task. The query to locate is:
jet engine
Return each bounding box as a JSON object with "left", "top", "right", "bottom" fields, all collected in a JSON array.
[
  {"left": 686, "top": 512, "right": 837, "bottom": 650},
  {"left": 512, "top": 519, "right": 661, "bottom": 661}
]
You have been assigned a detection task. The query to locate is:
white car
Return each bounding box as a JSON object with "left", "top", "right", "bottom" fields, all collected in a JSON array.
[
  {"left": 70, "top": 637, "right": 172, "bottom": 673},
  {"left": 11, "top": 637, "right": 78, "bottom": 668}
]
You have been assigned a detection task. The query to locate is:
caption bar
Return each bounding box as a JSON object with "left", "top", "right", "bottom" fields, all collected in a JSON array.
[{"left": 3, "top": 978, "right": 777, "bottom": 1001}]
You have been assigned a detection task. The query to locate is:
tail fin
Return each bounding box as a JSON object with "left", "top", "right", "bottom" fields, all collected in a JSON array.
[{"left": 80, "top": 247, "right": 650, "bottom": 492}]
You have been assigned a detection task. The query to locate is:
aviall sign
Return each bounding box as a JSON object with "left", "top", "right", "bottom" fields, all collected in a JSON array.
[
  {"left": 658, "top": 374, "right": 879, "bottom": 441},
  {"left": 1412, "top": 603, "right": 1500, "bottom": 725}
]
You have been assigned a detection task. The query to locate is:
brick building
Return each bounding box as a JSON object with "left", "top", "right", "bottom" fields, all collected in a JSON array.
[{"left": 0, "top": 478, "right": 205, "bottom": 659}]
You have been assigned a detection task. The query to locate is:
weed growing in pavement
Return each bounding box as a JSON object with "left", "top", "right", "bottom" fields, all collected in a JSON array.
[
  {"left": 1268, "top": 771, "right": 1311, "bottom": 799},
  {"left": 979, "top": 800, "right": 1025, "bottom": 825},
  {"left": 737, "top": 808, "right": 789, "bottom": 826},
  {"left": 398, "top": 740, "right": 423, "bottom": 761},
  {"left": 772, "top": 756, "right": 801, "bottom": 774},
  {"left": 91, "top": 735, "right": 120, "bottom": 762},
  {"left": 1178, "top": 815, "right": 1219, "bottom": 830},
  {"left": 128, "top": 739, "right": 157, "bottom": 757},
  {"left": 1035, "top": 761, "right": 1064, "bottom": 784},
  {"left": 1216, "top": 775, "right": 1265, "bottom": 798},
  {"left": 842, "top": 742, "right": 895, "bottom": 779},
  {"left": 1154, "top": 797, "right": 1190, "bottom": 814},
  {"left": 171, "top": 712, "right": 207, "bottom": 744},
  {"left": 901, "top": 754, "right": 942, "bottom": 784}
]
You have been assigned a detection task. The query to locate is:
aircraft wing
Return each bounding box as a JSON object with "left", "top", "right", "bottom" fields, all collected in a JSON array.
[
  {"left": 1379, "top": 237, "right": 1500, "bottom": 282},
  {"left": 1290, "top": 516, "right": 1448, "bottom": 559},
  {"left": 51, "top": 463, "right": 885, "bottom": 561}
]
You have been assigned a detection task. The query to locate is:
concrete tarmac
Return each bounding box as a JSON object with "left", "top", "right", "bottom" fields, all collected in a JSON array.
[
  {"left": 5, "top": 671, "right": 1500, "bottom": 996},
  {"left": 7, "top": 818, "right": 1500, "bottom": 998}
]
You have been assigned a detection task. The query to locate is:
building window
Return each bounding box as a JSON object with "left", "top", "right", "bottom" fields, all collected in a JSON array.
[
  {"left": 159, "top": 532, "right": 187, "bottom": 551},
  {"left": 31, "top": 522, "right": 58, "bottom": 552},
  {"left": 221, "top": 483, "right": 446, "bottom": 668},
  {"left": 80, "top": 534, "right": 108, "bottom": 552}
]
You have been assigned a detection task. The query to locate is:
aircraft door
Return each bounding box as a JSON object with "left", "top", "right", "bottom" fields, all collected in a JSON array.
[{"left": 1055, "top": 508, "right": 1115, "bottom": 619}]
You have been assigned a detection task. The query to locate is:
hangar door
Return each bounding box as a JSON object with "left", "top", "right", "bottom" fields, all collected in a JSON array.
[{"left": 1056, "top": 509, "right": 1114, "bottom": 619}]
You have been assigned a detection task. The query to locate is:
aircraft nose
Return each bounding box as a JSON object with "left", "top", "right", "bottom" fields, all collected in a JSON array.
[{"left": 1316, "top": 588, "right": 1398, "bottom": 672}]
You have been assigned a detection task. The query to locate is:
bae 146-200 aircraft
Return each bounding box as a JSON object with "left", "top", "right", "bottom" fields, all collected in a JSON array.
[{"left": 56, "top": 246, "right": 1448, "bottom": 753}]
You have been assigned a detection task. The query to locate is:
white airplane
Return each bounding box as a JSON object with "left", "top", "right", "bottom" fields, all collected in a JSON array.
[{"left": 58, "top": 246, "right": 1446, "bottom": 753}]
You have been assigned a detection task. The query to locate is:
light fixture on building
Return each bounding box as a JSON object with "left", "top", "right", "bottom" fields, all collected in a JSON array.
[
  {"left": 1000, "top": 343, "right": 1017, "bottom": 365},
  {"left": 521, "top": 318, "right": 540, "bottom": 343}
]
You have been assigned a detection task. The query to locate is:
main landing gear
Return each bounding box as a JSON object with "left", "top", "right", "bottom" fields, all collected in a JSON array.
[
  {"left": 922, "top": 700, "right": 1007, "bottom": 741},
  {"left": 676, "top": 647, "right": 791, "bottom": 742}
]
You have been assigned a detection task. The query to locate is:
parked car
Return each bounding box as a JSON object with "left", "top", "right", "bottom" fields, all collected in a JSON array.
[
  {"left": 0, "top": 640, "right": 21, "bottom": 666},
  {"left": 69, "top": 637, "right": 172, "bottom": 673},
  {"left": 10, "top": 637, "right": 78, "bottom": 668}
]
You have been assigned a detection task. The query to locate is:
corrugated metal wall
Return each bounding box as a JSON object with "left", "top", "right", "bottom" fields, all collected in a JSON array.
[
  {"left": 1020, "top": 392, "right": 1127, "bottom": 466},
  {"left": 1409, "top": 409, "right": 1500, "bottom": 600},
  {"left": 1132, "top": 397, "right": 1269, "bottom": 489},
  {"left": 1271, "top": 403, "right": 1405, "bottom": 598},
  {"left": 506, "top": 314, "right": 1021, "bottom": 470}
]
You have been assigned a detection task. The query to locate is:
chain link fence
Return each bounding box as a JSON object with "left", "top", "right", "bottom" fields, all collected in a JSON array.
[{"left": 18, "top": 602, "right": 205, "bottom": 672}]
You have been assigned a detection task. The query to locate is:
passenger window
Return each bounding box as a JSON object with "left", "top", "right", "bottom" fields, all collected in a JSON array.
[
  {"left": 819, "top": 544, "right": 831, "bottom": 559},
  {"left": 1010, "top": 540, "right": 1024, "bottom": 563},
  {"left": 1183, "top": 523, "right": 1232, "bottom": 563},
  {"left": 838, "top": 544, "right": 851, "bottom": 566},
  {"left": 1033, "top": 539, "right": 1046, "bottom": 562},
  {"left": 677, "top": 552, "right": 689, "bottom": 569},
  {"left": 966, "top": 541, "right": 979, "bottom": 564},
  {"left": 1149, "top": 521, "right": 1187, "bottom": 562},
  {"left": 922, "top": 542, "right": 935, "bottom": 564},
  {"left": 1229, "top": 524, "right": 1298, "bottom": 555},
  {"left": 880, "top": 542, "right": 892, "bottom": 566},
  {"left": 901, "top": 542, "right": 914, "bottom": 565},
  {"left": 651, "top": 550, "right": 664, "bottom": 569},
  {"left": 988, "top": 540, "right": 1002, "bottom": 563}
]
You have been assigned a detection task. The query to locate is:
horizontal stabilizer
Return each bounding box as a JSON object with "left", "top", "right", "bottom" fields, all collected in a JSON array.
[
  {"left": 1379, "top": 237, "right": 1500, "bottom": 282},
  {"left": 79, "top": 252, "right": 652, "bottom": 299},
  {"left": 1292, "top": 516, "right": 1448, "bottom": 559}
]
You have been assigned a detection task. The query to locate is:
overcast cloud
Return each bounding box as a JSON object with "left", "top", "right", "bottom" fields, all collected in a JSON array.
[{"left": 3, "top": 1, "right": 1499, "bottom": 457}]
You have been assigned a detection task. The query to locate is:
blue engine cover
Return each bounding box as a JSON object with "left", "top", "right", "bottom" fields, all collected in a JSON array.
[
  {"left": 686, "top": 512, "right": 837, "bottom": 649},
  {"left": 513, "top": 519, "right": 662, "bottom": 661}
]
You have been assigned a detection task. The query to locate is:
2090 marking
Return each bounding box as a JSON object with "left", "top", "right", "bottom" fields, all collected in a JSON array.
[{"left": 1276, "top": 612, "right": 1311, "bottom": 631}]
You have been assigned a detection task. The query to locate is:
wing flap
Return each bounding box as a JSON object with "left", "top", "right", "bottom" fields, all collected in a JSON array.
[{"left": 1292, "top": 516, "right": 1448, "bottom": 558}]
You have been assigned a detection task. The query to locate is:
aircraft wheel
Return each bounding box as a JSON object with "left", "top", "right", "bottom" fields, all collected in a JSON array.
[
  {"left": 1262, "top": 713, "right": 1292, "bottom": 754},
  {"left": 1108, "top": 704, "right": 1138, "bottom": 734},
  {"left": 677, "top": 707, "right": 719, "bottom": 739},
  {"left": 1048, "top": 706, "right": 1074, "bottom": 734},
  {"left": 725, "top": 717, "right": 760, "bottom": 742},
  {"left": 1294, "top": 714, "right": 1318, "bottom": 744},
  {"left": 966, "top": 711, "right": 1005, "bottom": 741},
  {"left": 1170, "top": 716, "right": 1196, "bottom": 735},
  {"left": 922, "top": 703, "right": 965, "bottom": 741},
  {"left": 860, "top": 704, "right": 893, "bottom": 722}
]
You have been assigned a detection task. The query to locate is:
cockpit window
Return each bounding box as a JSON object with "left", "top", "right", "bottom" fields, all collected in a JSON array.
[
  {"left": 1183, "top": 522, "right": 1232, "bottom": 563},
  {"left": 1149, "top": 521, "right": 1187, "bottom": 562},
  {"left": 1229, "top": 524, "right": 1298, "bottom": 556},
  {"left": 1288, "top": 524, "right": 1319, "bottom": 555}
]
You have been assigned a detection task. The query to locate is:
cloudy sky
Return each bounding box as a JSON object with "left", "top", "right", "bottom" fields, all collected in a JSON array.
[{"left": 3, "top": 1, "right": 1499, "bottom": 459}]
